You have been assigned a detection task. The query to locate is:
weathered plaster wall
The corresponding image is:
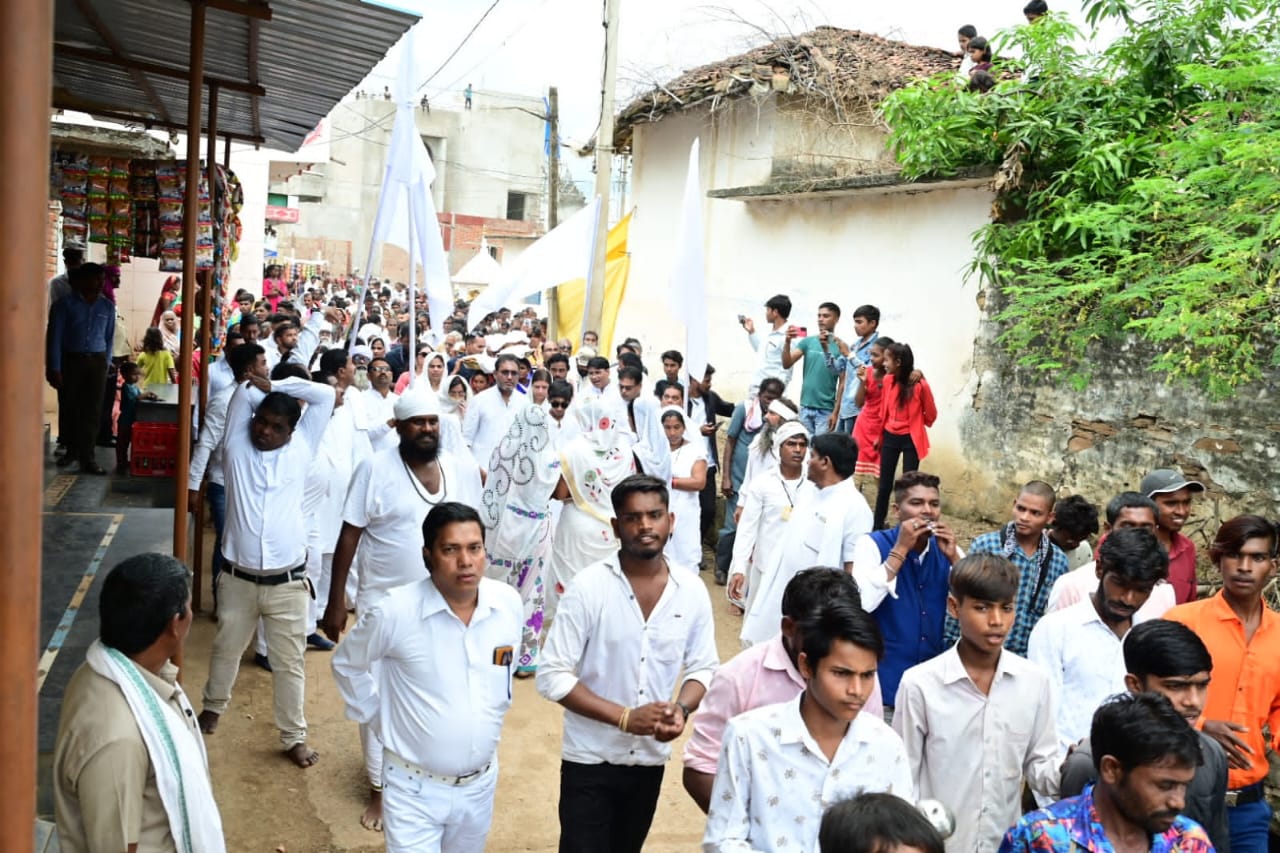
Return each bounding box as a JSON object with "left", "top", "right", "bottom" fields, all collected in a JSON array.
[{"left": 955, "top": 285, "right": 1280, "bottom": 543}]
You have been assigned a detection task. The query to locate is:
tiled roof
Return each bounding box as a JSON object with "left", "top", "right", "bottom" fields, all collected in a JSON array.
[{"left": 614, "top": 25, "right": 960, "bottom": 151}]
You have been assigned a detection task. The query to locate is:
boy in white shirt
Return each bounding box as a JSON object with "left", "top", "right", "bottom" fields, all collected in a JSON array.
[
  {"left": 703, "top": 600, "right": 913, "bottom": 852},
  {"left": 893, "top": 554, "right": 1061, "bottom": 853}
]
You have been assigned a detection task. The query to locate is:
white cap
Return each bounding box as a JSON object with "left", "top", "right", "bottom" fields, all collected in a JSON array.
[{"left": 394, "top": 390, "right": 441, "bottom": 420}]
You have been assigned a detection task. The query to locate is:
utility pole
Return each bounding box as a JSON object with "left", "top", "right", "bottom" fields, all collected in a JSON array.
[
  {"left": 585, "top": 0, "right": 619, "bottom": 343},
  {"left": 546, "top": 86, "right": 560, "bottom": 339}
]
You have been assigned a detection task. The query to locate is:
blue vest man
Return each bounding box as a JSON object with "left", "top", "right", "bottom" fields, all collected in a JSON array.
[{"left": 851, "top": 471, "right": 961, "bottom": 716}]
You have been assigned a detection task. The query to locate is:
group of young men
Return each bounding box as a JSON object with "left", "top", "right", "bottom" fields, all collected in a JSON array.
[{"left": 48, "top": 284, "right": 1280, "bottom": 853}]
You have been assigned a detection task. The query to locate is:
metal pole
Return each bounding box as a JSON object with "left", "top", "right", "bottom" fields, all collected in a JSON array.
[
  {"left": 190, "top": 83, "right": 219, "bottom": 612},
  {"left": 2, "top": 0, "right": 51, "bottom": 842},
  {"left": 586, "top": 0, "right": 619, "bottom": 343},
  {"left": 545, "top": 87, "right": 559, "bottom": 340},
  {"left": 173, "top": 0, "right": 206, "bottom": 562},
  {"left": 223, "top": 133, "right": 231, "bottom": 169}
]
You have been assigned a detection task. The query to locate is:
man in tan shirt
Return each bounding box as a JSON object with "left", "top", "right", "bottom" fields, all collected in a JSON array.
[{"left": 54, "top": 553, "right": 225, "bottom": 853}]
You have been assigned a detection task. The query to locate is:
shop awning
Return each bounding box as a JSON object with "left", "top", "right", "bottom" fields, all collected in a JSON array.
[{"left": 52, "top": 0, "right": 418, "bottom": 151}]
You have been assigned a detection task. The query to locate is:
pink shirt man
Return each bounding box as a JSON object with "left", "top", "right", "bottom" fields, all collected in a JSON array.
[{"left": 683, "top": 632, "right": 883, "bottom": 776}]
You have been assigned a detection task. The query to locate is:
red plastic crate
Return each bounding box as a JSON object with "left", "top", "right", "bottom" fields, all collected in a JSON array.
[{"left": 130, "top": 423, "right": 180, "bottom": 477}]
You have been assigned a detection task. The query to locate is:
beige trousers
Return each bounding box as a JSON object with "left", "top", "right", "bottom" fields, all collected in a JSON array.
[{"left": 201, "top": 571, "right": 310, "bottom": 748}]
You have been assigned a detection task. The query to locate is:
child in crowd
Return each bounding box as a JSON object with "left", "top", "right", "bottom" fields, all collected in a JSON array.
[
  {"left": 894, "top": 554, "right": 1060, "bottom": 853},
  {"left": 114, "top": 362, "right": 141, "bottom": 476},
  {"left": 136, "top": 327, "right": 177, "bottom": 386},
  {"left": 819, "top": 793, "right": 946, "bottom": 853}
]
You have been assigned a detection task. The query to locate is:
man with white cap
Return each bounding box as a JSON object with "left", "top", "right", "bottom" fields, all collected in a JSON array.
[
  {"left": 332, "top": 502, "right": 523, "bottom": 853},
  {"left": 739, "top": 432, "right": 873, "bottom": 647},
  {"left": 728, "top": 420, "right": 814, "bottom": 619},
  {"left": 1141, "top": 467, "right": 1206, "bottom": 604},
  {"left": 462, "top": 351, "right": 528, "bottom": 471},
  {"left": 741, "top": 398, "right": 802, "bottom": 489},
  {"left": 322, "top": 388, "right": 471, "bottom": 832}
]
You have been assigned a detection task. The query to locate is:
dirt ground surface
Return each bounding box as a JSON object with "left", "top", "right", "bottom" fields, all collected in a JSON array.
[{"left": 186, "top": 493, "right": 993, "bottom": 853}]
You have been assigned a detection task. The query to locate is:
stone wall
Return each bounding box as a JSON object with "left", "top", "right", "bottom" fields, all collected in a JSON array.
[{"left": 953, "top": 283, "right": 1280, "bottom": 550}]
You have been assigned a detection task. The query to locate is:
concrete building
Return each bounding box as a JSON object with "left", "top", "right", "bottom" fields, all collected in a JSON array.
[
  {"left": 608, "top": 27, "right": 993, "bottom": 495},
  {"left": 267, "top": 90, "right": 559, "bottom": 282}
]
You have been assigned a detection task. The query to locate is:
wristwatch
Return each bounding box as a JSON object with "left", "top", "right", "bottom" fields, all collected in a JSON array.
[{"left": 676, "top": 701, "right": 693, "bottom": 720}]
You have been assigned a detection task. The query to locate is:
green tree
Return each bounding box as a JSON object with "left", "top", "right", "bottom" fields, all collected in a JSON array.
[{"left": 880, "top": 0, "right": 1280, "bottom": 395}]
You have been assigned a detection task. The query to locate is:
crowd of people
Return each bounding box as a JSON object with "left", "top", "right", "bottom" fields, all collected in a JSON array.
[{"left": 47, "top": 264, "right": 1280, "bottom": 853}]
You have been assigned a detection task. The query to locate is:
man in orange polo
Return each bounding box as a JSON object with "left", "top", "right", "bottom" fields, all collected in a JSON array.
[{"left": 1164, "top": 514, "right": 1280, "bottom": 853}]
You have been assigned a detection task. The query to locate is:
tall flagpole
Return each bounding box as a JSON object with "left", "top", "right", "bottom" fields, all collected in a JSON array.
[{"left": 585, "top": 0, "right": 619, "bottom": 343}]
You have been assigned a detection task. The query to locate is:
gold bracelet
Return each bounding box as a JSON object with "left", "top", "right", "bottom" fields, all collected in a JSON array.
[{"left": 618, "top": 707, "right": 631, "bottom": 733}]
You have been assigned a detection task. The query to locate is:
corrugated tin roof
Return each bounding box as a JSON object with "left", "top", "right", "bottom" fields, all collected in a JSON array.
[{"left": 52, "top": 0, "right": 417, "bottom": 151}]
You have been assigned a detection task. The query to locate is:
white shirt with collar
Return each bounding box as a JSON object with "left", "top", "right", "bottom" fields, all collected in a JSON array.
[
  {"left": 187, "top": 381, "right": 236, "bottom": 489},
  {"left": 739, "top": 478, "right": 873, "bottom": 647},
  {"left": 536, "top": 557, "right": 719, "bottom": 767},
  {"left": 331, "top": 576, "right": 523, "bottom": 776},
  {"left": 747, "top": 325, "right": 793, "bottom": 390},
  {"left": 703, "top": 695, "right": 915, "bottom": 853},
  {"left": 263, "top": 309, "right": 324, "bottom": 372},
  {"left": 206, "top": 357, "right": 235, "bottom": 397},
  {"left": 219, "top": 377, "right": 335, "bottom": 572},
  {"left": 893, "top": 646, "right": 1061, "bottom": 853},
  {"left": 461, "top": 385, "right": 528, "bottom": 469},
  {"left": 361, "top": 387, "right": 400, "bottom": 453},
  {"left": 1026, "top": 596, "right": 1128, "bottom": 752}
]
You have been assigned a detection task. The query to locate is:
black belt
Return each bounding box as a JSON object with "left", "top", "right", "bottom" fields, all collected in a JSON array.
[
  {"left": 225, "top": 565, "right": 306, "bottom": 586},
  {"left": 1225, "top": 783, "right": 1264, "bottom": 807}
]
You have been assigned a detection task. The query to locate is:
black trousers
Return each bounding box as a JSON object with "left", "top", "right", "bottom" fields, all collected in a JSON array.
[
  {"left": 62, "top": 353, "right": 108, "bottom": 466},
  {"left": 699, "top": 465, "right": 719, "bottom": 545},
  {"left": 873, "top": 430, "right": 920, "bottom": 530},
  {"left": 558, "top": 760, "right": 664, "bottom": 853},
  {"left": 98, "top": 360, "right": 119, "bottom": 441}
]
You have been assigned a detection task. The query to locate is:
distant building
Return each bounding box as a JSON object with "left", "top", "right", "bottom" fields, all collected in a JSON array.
[{"left": 267, "top": 90, "right": 570, "bottom": 281}]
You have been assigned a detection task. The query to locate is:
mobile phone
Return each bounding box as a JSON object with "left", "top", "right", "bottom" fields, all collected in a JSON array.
[
  {"left": 737, "top": 314, "right": 747, "bottom": 325},
  {"left": 794, "top": 326, "right": 808, "bottom": 338}
]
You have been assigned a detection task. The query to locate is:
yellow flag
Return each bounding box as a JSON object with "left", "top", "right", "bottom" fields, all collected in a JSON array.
[{"left": 555, "top": 211, "right": 632, "bottom": 354}]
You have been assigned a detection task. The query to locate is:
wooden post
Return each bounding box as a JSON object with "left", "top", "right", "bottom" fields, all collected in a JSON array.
[
  {"left": 2, "top": 0, "right": 52, "bottom": 841},
  {"left": 173, "top": 0, "right": 206, "bottom": 563},
  {"left": 545, "top": 86, "right": 559, "bottom": 338}
]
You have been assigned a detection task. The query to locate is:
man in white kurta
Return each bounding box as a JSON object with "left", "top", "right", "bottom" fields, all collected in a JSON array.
[
  {"left": 739, "top": 433, "right": 872, "bottom": 647},
  {"left": 462, "top": 353, "right": 527, "bottom": 470},
  {"left": 728, "top": 421, "right": 814, "bottom": 618},
  {"left": 332, "top": 504, "right": 522, "bottom": 853}
]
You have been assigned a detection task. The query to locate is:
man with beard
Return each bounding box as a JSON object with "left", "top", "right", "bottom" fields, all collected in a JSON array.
[
  {"left": 1028, "top": 527, "right": 1168, "bottom": 753},
  {"left": 264, "top": 305, "right": 340, "bottom": 371},
  {"left": 538, "top": 475, "right": 718, "bottom": 852},
  {"left": 322, "top": 390, "right": 469, "bottom": 833},
  {"left": 999, "top": 692, "right": 1213, "bottom": 852},
  {"left": 462, "top": 352, "right": 527, "bottom": 472},
  {"left": 197, "top": 371, "right": 336, "bottom": 769}
]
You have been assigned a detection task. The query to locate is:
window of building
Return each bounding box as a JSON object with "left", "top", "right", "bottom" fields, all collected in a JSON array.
[{"left": 506, "top": 191, "right": 527, "bottom": 221}]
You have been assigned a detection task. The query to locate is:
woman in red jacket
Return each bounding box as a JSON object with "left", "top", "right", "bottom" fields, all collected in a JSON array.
[{"left": 872, "top": 342, "right": 937, "bottom": 529}]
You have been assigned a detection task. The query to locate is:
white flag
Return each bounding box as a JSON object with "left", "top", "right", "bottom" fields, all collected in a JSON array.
[
  {"left": 669, "top": 139, "right": 708, "bottom": 381},
  {"left": 467, "top": 196, "right": 600, "bottom": 324}
]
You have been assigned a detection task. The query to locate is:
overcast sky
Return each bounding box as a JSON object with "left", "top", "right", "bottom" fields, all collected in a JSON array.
[{"left": 361, "top": 0, "right": 1116, "bottom": 149}]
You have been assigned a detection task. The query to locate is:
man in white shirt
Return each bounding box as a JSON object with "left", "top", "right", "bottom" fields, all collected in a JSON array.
[
  {"left": 1047, "top": 491, "right": 1175, "bottom": 619},
  {"left": 703, "top": 600, "right": 914, "bottom": 852},
  {"left": 462, "top": 352, "right": 527, "bottom": 470},
  {"left": 683, "top": 568, "right": 884, "bottom": 814},
  {"left": 1027, "top": 527, "right": 1169, "bottom": 752},
  {"left": 263, "top": 305, "right": 337, "bottom": 371},
  {"left": 741, "top": 293, "right": 795, "bottom": 393},
  {"left": 187, "top": 343, "right": 266, "bottom": 610},
  {"left": 728, "top": 421, "right": 814, "bottom": 616},
  {"left": 363, "top": 356, "right": 400, "bottom": 453},
  {"left": 197, "top": 373, "right": 335, "bottom": 768},
  {"left": 332, "top": 503, "right": 522, "bottom": 853},
  {"left": 537, "top": 474, "right": 719, "bottom": 853},
  {"left": 323, "top": 389, "right": 471, "bottom": 829},
  {"left": 740, "top": 432, "right": 873, "bottom": 647},
  {"left": 894, "top": 554, "right": 1060, "bottom": 853}
]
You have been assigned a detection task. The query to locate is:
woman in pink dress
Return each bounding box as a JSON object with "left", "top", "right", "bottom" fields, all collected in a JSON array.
[{"left": 262, "top": 264, "right": 288, "bottom": 312}]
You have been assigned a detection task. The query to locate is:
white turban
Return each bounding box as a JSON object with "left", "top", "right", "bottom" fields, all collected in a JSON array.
[
  {"left": 768, "top": 399, "right": 799, "bottom": 421},
  {"left": 774, "top": 420, "right": 810, "bottom": 446},
  {"left": 394, "top": 390, "right": 441, "bottom": 420}
]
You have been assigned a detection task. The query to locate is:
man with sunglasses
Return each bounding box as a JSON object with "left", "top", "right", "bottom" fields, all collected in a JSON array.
[{"left": 463, "top": 352, "right": 528, "bottom": 472}]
